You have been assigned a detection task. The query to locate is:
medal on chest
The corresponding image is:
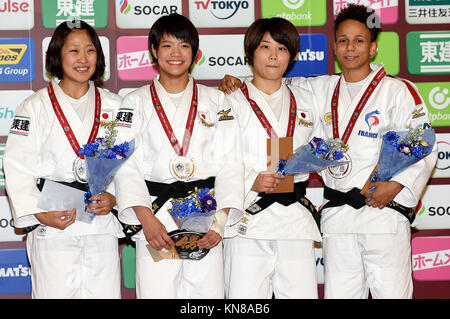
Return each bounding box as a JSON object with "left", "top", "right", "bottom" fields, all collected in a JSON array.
[
  {"left": 329, "top": 68, "right": 386, "bottom": 179},
  {"left": 150, "top": 80, "right": 198, "bottom": 181},
  {"left": 48, "top": 82, "right": 101, "bottom": 183}
]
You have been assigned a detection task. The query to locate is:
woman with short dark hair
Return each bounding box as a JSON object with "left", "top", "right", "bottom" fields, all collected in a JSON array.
[{"left": 222, "top": 17, "right": 322, "bottom": 299}]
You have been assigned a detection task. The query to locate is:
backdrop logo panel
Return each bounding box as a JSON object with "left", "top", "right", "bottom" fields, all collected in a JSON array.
[
  {"left": 0, "top": 143, "right": 4, "bottom": 190},
  {"left": 415, "top": 82, "right": 450, "bottom": 127},
  {"left": 41, "top": 0, "right": 108, "bottom": 28},
  {"left": 432, "top": 133, "right": 450, "bottom": 178},
  {"left": 117, "top": 36, "right": 157, "bottom": 81},
  {"left": 261, "top": 0, "right": 326, "bottom": 26},
  {"left": 335, "top": 32, "right": 399, "bottom": 75},
  {"left": 189, "top": 0, "right": 255, "bottom": 28},
  {"left": 407, "top": 31, "right": 450, "bottom": 75},
  {"left": 406, "top": 0, "right": 450, "bottom": 24},
  {"left": 115, "top": 0, "right": 181, "bottom": 29},
  {"left": 0, "top": 38, "right": 35, "bottom": 83},
  {"left": 412, "top": 236, "right": 450, "bottom": 281},
  {"left": 191, "top": 34, "right": 252, "bottom": 80},
  {"left": 285, "top": 33, "right": 327, "bottom": 78},
  {"left": 42, "top": 36, "right": 110, "bottom": 82},
  {"left": 414, "top": 185, "right": 450, "bottom": 230},
  {"left": 0, "top": 197, "right": 22, "bottom": 242},
  {"left": 334, "top": 0, "right": 398, "bottom": 25},
  {"left": 0, "top": 0, "right": 34, "bottom": 30},
  {"left": 0, "top": 248, "right": 31, "bottom": 294}
]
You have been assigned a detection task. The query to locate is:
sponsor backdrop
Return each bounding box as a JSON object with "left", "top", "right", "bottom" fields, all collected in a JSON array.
[{"left": 0, "top": 0, "right": 449, "bottom": 299}]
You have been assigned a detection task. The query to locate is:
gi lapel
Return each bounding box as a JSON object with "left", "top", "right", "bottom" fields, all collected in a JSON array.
[
  {"left": 51, "top": 80, "right": 97, "bottom": 177},
  {"left": 245, "top": 80, "right": 282, "bottom": 138},
  {"left": 151, "top": 78, "right": 195, "bottom": 181}
]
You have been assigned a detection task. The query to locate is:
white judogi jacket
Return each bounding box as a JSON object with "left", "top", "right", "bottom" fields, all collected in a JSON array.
[
  {"left": 224, "top": 80, "right": 322, "bottom": 242},
  {"left": 3, "top": 79, "right": 124, "bottom": 238},
  {"left": 287, "top": 64, "right": 438, "bottom": 234},
  {"left": 114, "top": 77, "right": 244, "bottom": 238}
]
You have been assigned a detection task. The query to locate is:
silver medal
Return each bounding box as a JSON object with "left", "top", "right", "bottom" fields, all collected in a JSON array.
[{"left": 73, "top": 157, "right": 88, "bottom": 183}]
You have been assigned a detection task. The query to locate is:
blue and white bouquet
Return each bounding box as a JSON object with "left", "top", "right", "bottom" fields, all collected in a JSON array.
[
  {"left": 169, "top": 187, "right": 217, "bottom": 234},
  {"left": 368, "top": 126, "right": 435, "bottom": 195},
  {"left": 277, "top": 137, "right": 349, "bottom": 175},
  {"left": 78, "top": 121, "right": 135, "bottom": 222}
]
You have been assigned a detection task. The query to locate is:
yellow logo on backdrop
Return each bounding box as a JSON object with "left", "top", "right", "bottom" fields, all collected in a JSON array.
[{"left": 0, "top": 45, "right": 27, "bottom": 65}]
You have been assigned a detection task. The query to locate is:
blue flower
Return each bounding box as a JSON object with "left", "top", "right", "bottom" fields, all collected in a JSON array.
[
  {"left": 383, "top": 131, "right": 400, "bottom": 147},
  {"left": 169, "top": 187, "right": 216, "bottom": 218}
]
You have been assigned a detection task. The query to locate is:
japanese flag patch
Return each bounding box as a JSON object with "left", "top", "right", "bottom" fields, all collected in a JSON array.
[
  {"left": 101, "top": 110, "right": 113, "bottom": 122},
  {"left": 9, "top": 115, "right": 31, "bottom": 136},
  {"left": 298, "top": 110, "right": 313, "bottom": 127}
]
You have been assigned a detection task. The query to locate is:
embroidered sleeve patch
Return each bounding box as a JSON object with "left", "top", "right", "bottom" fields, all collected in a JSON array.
[
  {"left": 115, "top": 108, "right": 133, "bottom": 127},
  {"left": 9, "top": 116, "right": 30, "bottom": 136}
]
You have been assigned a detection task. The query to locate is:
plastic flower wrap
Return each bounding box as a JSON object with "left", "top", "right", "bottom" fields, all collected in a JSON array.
[
  {"left": 369, "top": 126, "right": 435, "bottom": 196},
  {"left": 169, "top": 187, "right": 216, "bottom": 234},
  {"left": 78, "top": 121, "right": 135, "bottom": 222},
  {"left": 277, "top": 137, "right": 350, "bottom": 175}
]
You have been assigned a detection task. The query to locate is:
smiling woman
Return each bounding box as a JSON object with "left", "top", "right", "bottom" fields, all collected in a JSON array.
[{"left": 3, "top": 19, "right": 124, "bottom": 299}]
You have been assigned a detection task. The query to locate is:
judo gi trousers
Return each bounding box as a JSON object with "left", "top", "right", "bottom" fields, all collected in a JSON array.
[
  {"left": 135, "top": 238, "right": 224, "bottom": 299},
  {"left": 323, "top": 218, "right": 413, "bottom": 299},
  {"left": 26, "top": 231, "right": 121, "bottom": 299},
  {"left": 224, "top": 236, "right": 318, "bottom": 299}
]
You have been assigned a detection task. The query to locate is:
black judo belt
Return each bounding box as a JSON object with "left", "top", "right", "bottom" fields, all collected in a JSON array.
[
  {"left": 245, "top": 182, "right": 321, "bottom": 229},
  {"left": 121, "top": 177, "right": 217, "bottom": 238},
  {"left": 321, "top": 186, "right": 416, "bottom": 224}
]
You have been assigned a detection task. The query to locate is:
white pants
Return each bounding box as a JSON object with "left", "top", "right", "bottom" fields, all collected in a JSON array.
[
  {"left": 323, "top": 218, "right": 413, "bottom": 299},
  {"left": 223, "top": 236, "right": 318, "bottom": 299},
  {"left": 26, "top": 232, "right": 121, "bottom": 299},
  {"left": 135, "top": 238, "right": 224, "bottom": 299}
]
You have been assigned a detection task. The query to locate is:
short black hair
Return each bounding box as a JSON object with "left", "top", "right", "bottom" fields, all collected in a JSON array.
[
  {"left": 46, "top": 20, "right": 105, "bottom": 87},
  {"left": 244, "top": 17, "right": 299, "bottom": 67},
  {"left": 148, "top": 13, "right": 199, "bottom": 66},
  {"left": 334, "top": 4, "right": 381, "bottom": 42}
]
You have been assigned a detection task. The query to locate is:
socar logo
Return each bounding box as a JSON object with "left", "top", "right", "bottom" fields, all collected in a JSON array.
[
  {"left": 120, "top": 0, "right": 131, "bottom": 14},
  {"left": 195, "top": 49, "right": 206, "bottom": 66}
]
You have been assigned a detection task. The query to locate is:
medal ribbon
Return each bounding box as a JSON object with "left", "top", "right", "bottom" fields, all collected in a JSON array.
[
  {"left": 48, "top": 82, "right": 101, "bottom": 159},
  {"left": 331, "top": 67, "right": 386, "bottom": 144},
  {"left": 150, "top": 80, "right": 198, "bottom": 156},
  {"left": 240, "top": 82, "right": 297, "bottom": 138}
]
